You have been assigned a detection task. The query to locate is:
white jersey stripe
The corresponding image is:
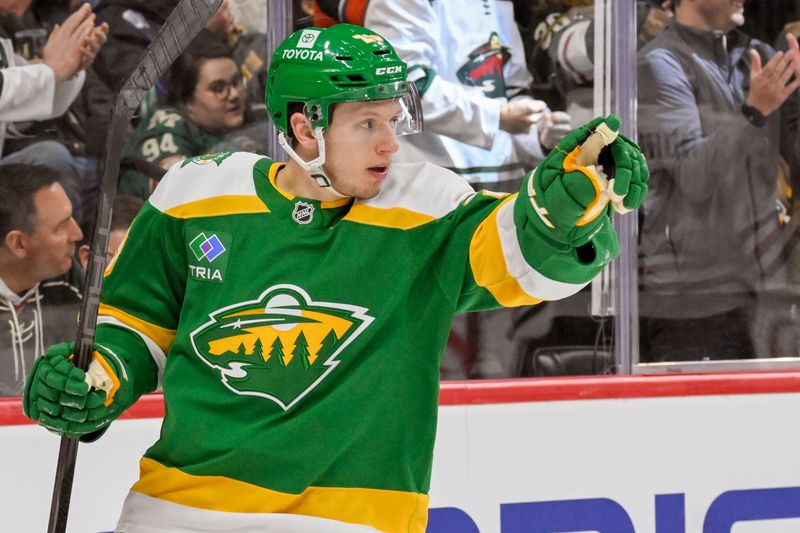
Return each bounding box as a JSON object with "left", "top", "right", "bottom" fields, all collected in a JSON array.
[
  {"left": 97, "top": 316, "right": 166, "bottom": 390},
  {"left": 495, "top": 200, "right": 589, "bottom": 300},
  {"left": 116, "top": 491, "right": 382, "bottom": 533},
  {"left": 361, "top": 161, "right": 474, "bottom": 219}
]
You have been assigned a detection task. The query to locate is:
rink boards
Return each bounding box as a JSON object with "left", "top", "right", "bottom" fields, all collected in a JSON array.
[{"left": 2, "top": 372, "right": 800, "bottom": 532}]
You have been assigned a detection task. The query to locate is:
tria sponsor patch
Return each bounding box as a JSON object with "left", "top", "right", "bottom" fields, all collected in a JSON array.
[
  {"left": 187, "top": 230, "right": 231, "bottom": 283},
  {"left": 189, "top": 284, "right": 374, "bottom": 410}
]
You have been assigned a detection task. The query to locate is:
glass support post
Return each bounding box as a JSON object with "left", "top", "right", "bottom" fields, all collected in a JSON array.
[
  {"left": 592, "top": 0, "right": 639, "bottom": 374},
  {"left": 264, "top": 0, "right": 294, "bottom": 161}
]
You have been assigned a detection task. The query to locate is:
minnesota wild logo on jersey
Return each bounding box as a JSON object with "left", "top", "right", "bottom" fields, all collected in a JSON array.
[{"left": 190, "top": 284, "right": 373, "bottom": 410}]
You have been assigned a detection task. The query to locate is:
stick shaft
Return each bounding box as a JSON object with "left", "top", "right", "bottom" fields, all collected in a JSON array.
[{"left": 46, "top": 2, "right": 222, "bottom": 531}]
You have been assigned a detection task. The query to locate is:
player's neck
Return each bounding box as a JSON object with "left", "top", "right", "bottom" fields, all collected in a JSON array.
[{"left": 276, "top": 161, "right": 341, "bottom": 202}]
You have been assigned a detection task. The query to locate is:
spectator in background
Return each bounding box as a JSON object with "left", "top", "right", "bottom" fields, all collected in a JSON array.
[
  {"left": 519, "top": 0, "right": 670, "bottom": 125},
  {"left": 77, "top": 194, "right": 143, "bottom": 271},
  {"left": 74, "top": 0, "right": 233, "bottom": 160},
  {"left": 351, "top": 0, "right": 572, "bottom": 190},
  {"left": 119, "top": 32, "right": 246, "bottom": 198},
  {"left": 637, "top": 0, "right": 800, "bottom": 361},
  {"left": 0, "top": 164, "right": 83, "bottom": 397},
  {"left": 0, "top": 1, "right": 107, "bottom": 224}
]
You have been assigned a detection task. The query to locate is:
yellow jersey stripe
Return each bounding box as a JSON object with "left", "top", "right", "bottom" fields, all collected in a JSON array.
[
  {"left": 471, "top": 196, "right": 588, "bottom": 303},
  {"left": 267, "top": 162, "right": 294, "bottom": 201},
  {"left": 343, "top": 204, "right": 435, "bottom": 230},
  {"left": 132, "top": 458, "right": 429, "bottom": 533},
  {"left": 469, "top": 196, "right": 542, "bottom": 307},
  {"left": 98, "top": 304, "right": 176, "bottom": 354},
  {"left": 163, "top": 195, "right": 270, "bottom": 219}
]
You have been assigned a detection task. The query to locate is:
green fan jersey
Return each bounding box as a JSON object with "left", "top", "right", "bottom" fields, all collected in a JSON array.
[
  {"left": 120, "top": 107, "right": 225, "bottom": 198},
  {"left": 95, "top": 152, "right": 614, "bottom": 532}
]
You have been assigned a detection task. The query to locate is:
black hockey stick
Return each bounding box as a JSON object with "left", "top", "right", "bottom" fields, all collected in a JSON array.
[{"left": 47, "top": 1, "right": 222, "bottom": 532}]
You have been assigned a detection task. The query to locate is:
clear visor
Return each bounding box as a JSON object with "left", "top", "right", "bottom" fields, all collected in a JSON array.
[{"left": 304, "top": 80, "right": 424, "bottom": 136}]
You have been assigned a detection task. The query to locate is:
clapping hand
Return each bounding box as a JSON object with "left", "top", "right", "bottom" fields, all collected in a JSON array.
[
  {"left": 41, "top": 3, "right": 108, "bottom": 81},
  {"left": 746, "top": 32, "right": 800, "bottom": 117}
]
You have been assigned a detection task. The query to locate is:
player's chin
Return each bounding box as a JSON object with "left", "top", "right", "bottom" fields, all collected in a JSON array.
[{"left": 353, "top": 181, "right": 382, "bottom": 200}]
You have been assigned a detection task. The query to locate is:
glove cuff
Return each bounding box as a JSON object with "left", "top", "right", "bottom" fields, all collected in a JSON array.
[
  {"left": 94, "top": 324, "right": 159, "bottom": 404},
  {"left": 523, "top": 168, "right": 611, "bottom": 249}
]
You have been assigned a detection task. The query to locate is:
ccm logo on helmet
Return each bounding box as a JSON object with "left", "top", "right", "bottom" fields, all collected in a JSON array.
[
  {"left": 376, "top": 66, "right": 402, "bottom": 75},
  {"left": 282, "top": 48, "right": 324, "bottom": 61}
]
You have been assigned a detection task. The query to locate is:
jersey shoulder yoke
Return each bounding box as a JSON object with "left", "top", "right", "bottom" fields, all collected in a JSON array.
[
  {"left": 149, "top": 152, "right": 271, "bottom": 219},
  {"left": 347, "top": 161, "right": 475, "bottom": 229}
]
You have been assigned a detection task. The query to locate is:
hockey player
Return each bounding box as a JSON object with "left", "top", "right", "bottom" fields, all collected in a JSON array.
[{"left": 23, "top": 24, "right": 647, "bottom": 532}]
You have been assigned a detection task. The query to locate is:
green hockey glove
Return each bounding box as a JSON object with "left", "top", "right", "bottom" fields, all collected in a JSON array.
[
  {"left": 23, "top": 342, "right": 133, "bottom": 440},
  {"left": 526, "top": 114, "right": 649, "bottom": 248}
]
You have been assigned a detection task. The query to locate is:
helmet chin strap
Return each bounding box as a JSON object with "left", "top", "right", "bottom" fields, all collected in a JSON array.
[{"left": 277, "top": 128, "right": 349, "bottom": 199}]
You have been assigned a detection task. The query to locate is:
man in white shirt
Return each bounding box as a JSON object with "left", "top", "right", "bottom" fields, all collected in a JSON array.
[{"left": 0, "top": 1, "right": 107, "bottom": 223}]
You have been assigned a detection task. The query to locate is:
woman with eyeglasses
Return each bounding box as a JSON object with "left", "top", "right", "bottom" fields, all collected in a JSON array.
[{"left": 120, "top": 30, "right": 247, "bottom": 198}]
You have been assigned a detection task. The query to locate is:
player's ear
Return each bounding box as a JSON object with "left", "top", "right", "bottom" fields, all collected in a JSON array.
[{"left": 290, "top": 112, "right": 316, "bottom": 149}]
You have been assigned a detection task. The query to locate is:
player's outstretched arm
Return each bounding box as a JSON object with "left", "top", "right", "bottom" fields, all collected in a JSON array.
[
  {"left": 518, "top": 115, "right": 649, "bottom": 283},
  {"left": 23, "top": 339, "right": 153, "bottom": 441}
]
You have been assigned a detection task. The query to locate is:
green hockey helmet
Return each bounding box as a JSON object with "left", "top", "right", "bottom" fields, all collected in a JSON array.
[{"left": 266, "top": 24, "right": 423, "bottom": 137}]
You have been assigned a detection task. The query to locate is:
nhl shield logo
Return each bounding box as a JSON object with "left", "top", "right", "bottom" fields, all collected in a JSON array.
[
  {"left": 292, "top": 201, "right": 314, "bottom": 224},
  {"left": 190, "top": 285, "right": 373, "bottom": 410}
]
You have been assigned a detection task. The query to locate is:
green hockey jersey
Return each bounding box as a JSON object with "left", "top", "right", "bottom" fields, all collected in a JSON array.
[{"left": 95, "top": 151, "right": 614, "bottom": 532}]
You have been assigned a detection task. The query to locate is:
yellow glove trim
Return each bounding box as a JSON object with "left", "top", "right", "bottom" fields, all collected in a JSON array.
[
  {"left": 563, "top": 146, "right": 610, "bottom": 227},
  {"left": 89, "top": 352, "right": 121, "bottom": 407},
  {"left": 567, "top": 122, "right": 620, "bottom": 226}
]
